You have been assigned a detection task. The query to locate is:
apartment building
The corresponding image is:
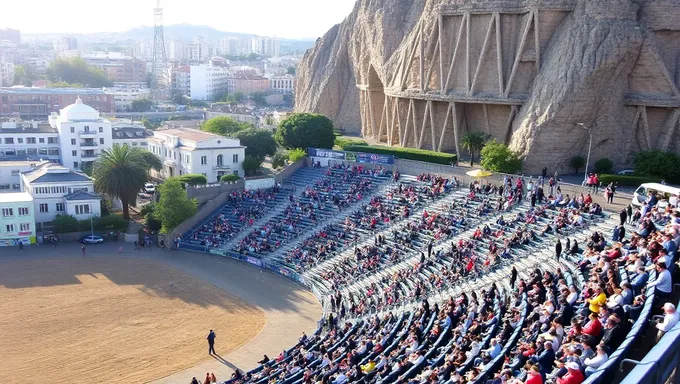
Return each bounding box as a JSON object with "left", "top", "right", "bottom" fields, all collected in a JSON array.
[
  {"left": 171, "top": 66, "right": 191, "bottom": 97},
  {"left": 0, "top": 160, "right": 50, "bottom": 193},
  {"left": 233, "top": 75, "right": 270, "bottom": 95},
  {"left": 0, "top": 87, "right": 114, "bottom": 119},
  {"left": 111, "top": 122, "right": 153, "bottom": 149},
  {"left": 104, "top": 83, "right": 151, "bottom": 111},
  {"left": 0, "top": 121, "right": 60, "bottom": 161},
  {"left": 268, "top": 74, "right": 295, "bottom": 93},
  {"left": 0, "top": 192, "right": 35, "bottom": 246},
  {"left": 148, "top": 128, "right": 245, "bottom": 183},
  {"left": 190, "top": 65, "right": 230, "bottom": 101}
]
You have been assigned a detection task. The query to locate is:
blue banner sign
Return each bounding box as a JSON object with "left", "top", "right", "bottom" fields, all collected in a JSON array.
[{"left": 308, "top": 148, "right": 394, "bottom": 165}]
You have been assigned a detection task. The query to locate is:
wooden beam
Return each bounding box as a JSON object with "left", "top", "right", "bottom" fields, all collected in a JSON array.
[
  {"left": 641, "top": 106, "right": 652, "bottom": 150},
  {"left": 445, "top": 13, "right": 468, "bottom": 93},
  {"left": 631, "top": 106, "right": 643, "bottom": 150},
  {"left": 438, "top": 103, "right": 452, "bottom": 152},
  {"left": 495, "top": 12, "right": 504, "bottom": 95},
  {"left": 483, "top": 104, "right": 491, "bottom": 133},
  {"left": 395, "top": 97, "right": 403, "bottom": 146},
  {"left": 534, "top": 9, "right": 540, "bottom": 72},
  {"left": 418, "top": 100, "right": 430, "bottom": 148},
  {"left": 505, "top": 12, "right": 534, "bottom": 97},
  {"left": 419, "top": 22, "right": 425, "bottom": 91},
  {"left": 661, "top": 108, "right": 680, "bottom": 151},
  {"left": 425, "top": 28, "right": 440, "bottom": 92},
  {"left": 402, "top": 98, "right": 413, "bottom": 146},
  {"left": 452, "top": 102, "right": 461, "bottom": 158},
  {"left": 438, "top": 14, "right": 445, "bottom": 92},
  {"left": 466, "top": 11, "right": 471, "bottom": 93},
  {"left": 470, "top": 15, "right": 496, "bottom": 95},
  {"left": 429, "top": 100, "right": 437, "bottom": 150},
  {"left": 367, "top": 90, "right": 377, "bottom": 138},
  {"left": 411, "top": 99, "right": 419, "bottom": 147},
  {"left": 650, "top": 49, "right": 680, "bottom": 97},
  {"left": 503, "top": 105, "right": 518, "bottom": 144},
  {"left": 377, "top": 94, "right": 388, "bottom": 141},
  {"left": 401, "top": 24, "right": 423, "bottom": 90}
]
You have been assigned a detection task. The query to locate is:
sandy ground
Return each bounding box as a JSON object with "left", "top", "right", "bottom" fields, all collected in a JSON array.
[
  {"left": 0, "top": 256, "right": 265, "bottom": 384},
  {"left": 0, "top": 245, "right": 322, "bottom": 384}
]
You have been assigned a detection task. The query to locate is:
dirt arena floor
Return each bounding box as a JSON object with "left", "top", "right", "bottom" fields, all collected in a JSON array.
[{"left": 0, "top": 256, "right": 266, "bottom": 384}]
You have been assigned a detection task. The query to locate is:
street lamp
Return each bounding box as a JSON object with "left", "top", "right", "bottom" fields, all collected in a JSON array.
[{"left": 575, "top": 123, "right": 593, "bottom": 184}]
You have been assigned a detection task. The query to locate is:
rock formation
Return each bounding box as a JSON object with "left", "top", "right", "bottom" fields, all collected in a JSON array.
[{"left": 295, "top": 0, "right": 680, "bottom": 173}]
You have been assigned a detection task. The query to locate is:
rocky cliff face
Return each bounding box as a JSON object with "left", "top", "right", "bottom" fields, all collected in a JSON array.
[{"left": 295, "top": 0, "right": 680, "bottom": 172}]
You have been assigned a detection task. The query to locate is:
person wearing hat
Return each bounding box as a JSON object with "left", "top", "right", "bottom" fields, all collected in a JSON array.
[
  {"left": 656, "top": 302, "right": 680, "bottom": 342},
  {"left": 557, "top": 361, "right": 585, "bottom": 384}
]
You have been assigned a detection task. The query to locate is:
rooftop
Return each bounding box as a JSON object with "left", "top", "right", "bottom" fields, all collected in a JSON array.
[
  {"left": 0, "top": 87, "right": 107, "bottom": 95},
  {"left": 155, "top": 128, "right": 223, "bottom": 142},
  {"left": 22, "top": 163, "right": 92, "bottom": 184},
  {"left": 0, "top": 160, "right": 48, "bottom": 168},
  {"left": 63, "top": 190, "right": 100, "bottom": 201},
  {"left": 0, "top": 192, "right": 33, "bottom": 203},
  {"left": 0, "top": 122, "right": 57, "bottom": 134},
  {"left": 59, "top": 97, "right": 101, "bottom": 121}
]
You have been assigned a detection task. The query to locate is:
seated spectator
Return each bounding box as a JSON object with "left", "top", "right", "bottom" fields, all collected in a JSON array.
[
  {"left": 584, "top": 345, "right": 608, "bottom": 376},
  {"left": 656, "top": 302, "right": 680, "bottom": 342}
]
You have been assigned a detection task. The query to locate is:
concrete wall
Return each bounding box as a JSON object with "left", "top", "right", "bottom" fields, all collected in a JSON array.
[
  {"left": 186, "top": 180, "right": 244, "bottom": 204},
  {"left": 245, "top": 177, "right": 275, "bottom": 190},
  {"left": 275, "top": 159, "right": 306, "bottom": 184}
]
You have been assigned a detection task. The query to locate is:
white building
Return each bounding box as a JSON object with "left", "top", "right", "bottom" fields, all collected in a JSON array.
[
  {"left": 20, "top": 162, "right": 100, "bottom": 226},
  {"left": 148, "top": 128, "right": 245, "bottom": 183},
  {"left": 48, "top": 97, "right": 113, "bottom": 171},
  {"left": 0, "top": 60, "right": 14, "bottom": 86},
  {"left": 185, "top": 43, "right": 202, "bottom": 64},
  {"left": 252, "top": 37, "right": 280, "bottom": 57},
  {"left": 268, "top": 74, "right": 295, "bottom": 93},
  {"left": 54, "top": 37, "right": 77, "bottom": 53},
  {"left": 171, "top": 66, "right": 191, "bottom": 97},
  {"left": 190, "top": 64, "right": 230, "bottom": 101},
  {"left": 0, "top": 160, "right": 50, "bottom": 193},
  {"left": 111, "top": 122, "right": 153, "bottom": 149},
  {"left": 168, "top": 39, "right": 184, "bottom": 62},
  {"left": 104, "top": 83, "right": 151, "bottom": 111},
  {"left": 0, "top": 120, "right": 60, "bottom": 161},
  {"left": 0, "top": 192, "right": 35, "bottom": 246}
]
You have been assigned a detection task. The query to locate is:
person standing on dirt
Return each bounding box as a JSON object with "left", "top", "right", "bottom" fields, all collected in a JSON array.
[
  {"left": 81, "top": 244, "right": 87, "bottom": 257},
  {"left": 207, "top": 329, "right": 216, "bottom": 355}
]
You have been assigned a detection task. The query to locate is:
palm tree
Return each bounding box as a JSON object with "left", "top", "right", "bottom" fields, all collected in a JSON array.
[
  {"left": 93, "top": 144, "right": 156, "bottom": 220},
  {"left": 461, "top": 132, "right": 490, "bottom": 166}
]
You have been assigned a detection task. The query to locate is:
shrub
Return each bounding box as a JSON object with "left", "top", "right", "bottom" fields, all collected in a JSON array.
[
  {"left": 597, "top": 174, "right": 662, "bottom": 187},
  {"left": 242, "top": 156, "right": 262, "bottom": 176},
  {"left": 634, "top": 150, "right": 680, "bottom": 183},
  {"left": 275, "top": 113, "right": 335, "bottom": 149},
  {"left": 220, "top": 174, "right": 240, "bottom": 182},
  {"left": 177, "top": 174, "right": 208, "bottom": 186},
  {"left": 139, "top": 202, "right": 155, "bottom": 217},
  {"left": 335, "top": 137, "right": 368, "bottom": 150},
  {"left": 52, "top": 214, "right": 79, "bottom": 233},
  {"left": 480, "top": 140, "right": 523, "bottom": 174},
  {"left": 288, "top": 148, "right": 307, "bottom": 163},
  {"left": 569, "top": 156, "right": 586, "bottom": 175},
  {"left": 96, "top": 214, "right": 128, "bottom": 231},
  {"left": 594, "top": 158, "right": 614, "bottom": 174},
  {"left": 271, "top": 151, "right": 288, "bottom": 169},
  {"left": 145, "top": 212, "right": 162, "bottom": 232},
  {"left": 343, "top": 145, "right": 457, "bottom": 165}
]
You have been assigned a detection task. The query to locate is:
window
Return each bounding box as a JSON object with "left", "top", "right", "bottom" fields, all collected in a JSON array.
[
  {"left": 39, "top": 203, "right": 49, "bottom": 213},
  {"left": 72, "top": 150, "right": 77, "bottom": 156},
  {"left": 20, "top": 223, "right": 30, "bottom": 231},
  {"left": 70, "top": 127, "right": 75, "bottom": 133},
  {"left": 17, "top": 138, "right": 23, "bottom": 144},
  {"left": 201, "top": 156, "right": 207, "bottom": 165},
  {"left": 18, "top": 207, "right": 29, "bottom": 216},
  {"left": 84, "top": 126, "right": 90, "bottom": 132},
  {"left": 1, "top": 208, "right": 13, "bottom": 217},
  {"left": 99, "top": 127, "right": 103, "bottom": 133},
  {"left": 75, "top": 204, "right": 91, "bottom": 215},
  {"left": 27, "top": 137, "right": 36, "bottom": 144},
  {"left": 233, "top": 170, "right": 239, "bottom": 176},
  {"left": 56, "top": 203, "right": 65, "bottom": 212},
  {"left": 5, "top": 224, "right": 15, "bottom": 233},
  {"left": 39, "top": 138, "right": 45, "bottom": 143},
  {"left": 48, "top": 137, "right": 57, "bottom": 144},
  {"left": 73, "top": 161, "right": 78, "bottom": 169},
  {"left": 202, "top": 173, "right": 207, "bottom": 177},
  {"left": 99, "top": 138, "right": 104, "bottom": 145},
  {"left": 233, "top": 154, "right": 239, "bottom": 163},
  {"left": 217, "top": 154, "right": 223, "bottom": 166},
  {"left": 4, "top": 138, "right": 13, "bottom": 144},
  {"left": 11, "top": 169, "right": 20, "bottom": 176},
  {"left": 71, "top": 138, "right": 76, "bottom": 145}
]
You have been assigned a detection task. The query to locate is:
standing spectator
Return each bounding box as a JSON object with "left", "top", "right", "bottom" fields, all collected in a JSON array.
[
  {"left": 656, "top": 303, "right": 680, "bottom": 341},
  {"left": 81, "top": 244, "right": 87, "bottom": 257},
  {"left": 648, "top": 262, "right": 672, "bottom": 303},
  {"left": 556, "top": 238, "right": 563, "bottom": 262},
  {"left": 207, "top": 330, "right": 216, "bottom": 355},
  {"left": 619, "top": 208, "right": 627, "bottom": 227},
  {"left": 510, "top": 266, "right": 518, "bottom": 289}
]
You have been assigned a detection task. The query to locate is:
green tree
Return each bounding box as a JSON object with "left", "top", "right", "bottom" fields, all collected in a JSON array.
[
  {"left": 287, "top": 66, "right": 296, "bottom": 75},
  {"left": 594, "top": 158, "right": 614, "bottom": 174},
  {"left": 13, "top": 65, "right": 37, "bottom": 86},
  {"left": 460, "top": 132, "right": 490, "bottom": 166},
  {"left": 201, "top": 116, "right": 253, "bottom": 136},
  {"left": 275, "top": 113, "right": 335, "bottom": 150},
  {"left": 178, "top": 174, "right": 208, "bottom": 186},
  {"left": 569, "top": 155, "right": 586, "bottom": 175},
  {"left": 634, "top": 151, "right": 680, "bottom": 182},
  {"left": 250, "top": 92, "right": 268, "bottom": 107},
  {"left": 242, "top": 156, "right": 262, "bottom": 176},
  {"left": 52, "top": 214, "right": 79, "bottom": 233},
  {"left": 222, "top": 91, "right": 245, "bottom": 104},
  {"left": 140, "top": 150, "right": 163, "bottom": 173},
  {"left": 234, "top": 128, "right": 277, "bottom": 160},
  {"left": 288, "top": 148, "right": 306, "bottom": 162},
  {"left": 93, "top": 145, "right": 151, "bottom": 220},
  {"left": 45, "top": 57, "right": 112, "bottom": 87},
  {"left": 479, "top": 140, "right": 523, "bottom": 174},
  {"left": 271, "top": 151, "right": 288, "bottom": 169},
  {"left": 130, "top": 98, "right": 155, "bottom": 112},
  {"left": 154, "top": 177, "right": 197, "bottom": 233},
  {"left": 220, "top": 174, "right": 240, "bottom": 182}
]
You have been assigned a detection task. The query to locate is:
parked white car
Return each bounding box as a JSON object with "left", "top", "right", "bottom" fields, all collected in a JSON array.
[{"left": 143, "top": 183, "right": 156, "bottom": 194}]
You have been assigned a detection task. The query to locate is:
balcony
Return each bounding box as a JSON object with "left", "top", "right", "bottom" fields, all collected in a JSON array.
[
  {"left": 164, "top": 158, "right": 176, "bottom": 166},
  {"left": 213, "top": 164, "right": 231, "bottom": 170},
  {"left": 81, "top": 152, "right": 97, "bottom": 159},
  {"left": 79, "top": 131, "right": 97, "bottom": 138},
  {"left": 80, "top": 141, "right": 98, "bottom": 148}
]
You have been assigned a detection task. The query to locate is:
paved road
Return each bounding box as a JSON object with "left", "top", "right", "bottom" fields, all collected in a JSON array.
[{"left": 0, "top": 244, "right": 322, "bottom": 384}]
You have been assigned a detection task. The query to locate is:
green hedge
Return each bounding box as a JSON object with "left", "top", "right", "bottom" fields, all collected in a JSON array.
[
  {"left": 344, "top": 145, "right": 457, "bottom": 165},
  {"left": 335, "top": 137, "right": 368, "bottom": 150},
  {"left": 597, "top": 174, "right": 661, "bottom": 187}
]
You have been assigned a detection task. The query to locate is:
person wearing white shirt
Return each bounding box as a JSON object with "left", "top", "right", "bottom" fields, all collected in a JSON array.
[
  {"left": 648, "top": 262, "right": 673, "bottom": 300},
  {"left": 567, "top": 286, "right": 579, "bottom": 306},
  {"left": 656, "top": 302, "right": 680, "bottom": 341},
  {"left": 584, "top": 345, "right": 609, "bottom": 376}
]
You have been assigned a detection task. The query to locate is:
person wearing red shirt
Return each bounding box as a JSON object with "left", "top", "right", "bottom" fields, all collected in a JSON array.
[
  {"left": 557, "top": 362, "right": 584, "bottom": 384},
  {"left": 582, "top": 313, "right": 603, "bottom": 338},
  {"left": 525, "top": 365, "right": 543, "bottom": 384}
]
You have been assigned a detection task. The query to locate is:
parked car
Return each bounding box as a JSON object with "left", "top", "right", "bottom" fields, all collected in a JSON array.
[
  {"left": 144, "top": 183, "right": 156, "bottom": 194},
  {"left": 617, "top": 169, "right": 635, "bottom": 176},
  {"left": 80, "top": 235, "right": 104, "bottom": 244}
]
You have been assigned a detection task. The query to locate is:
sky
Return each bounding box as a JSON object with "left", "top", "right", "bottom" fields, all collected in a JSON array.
[{"left": 0, "top": 0, "right": 357, "bottom": 39}]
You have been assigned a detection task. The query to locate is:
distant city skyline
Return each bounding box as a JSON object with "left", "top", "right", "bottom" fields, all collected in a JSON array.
[{"left": 1, "top": 0, "right": 357, "bottom": 39}]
